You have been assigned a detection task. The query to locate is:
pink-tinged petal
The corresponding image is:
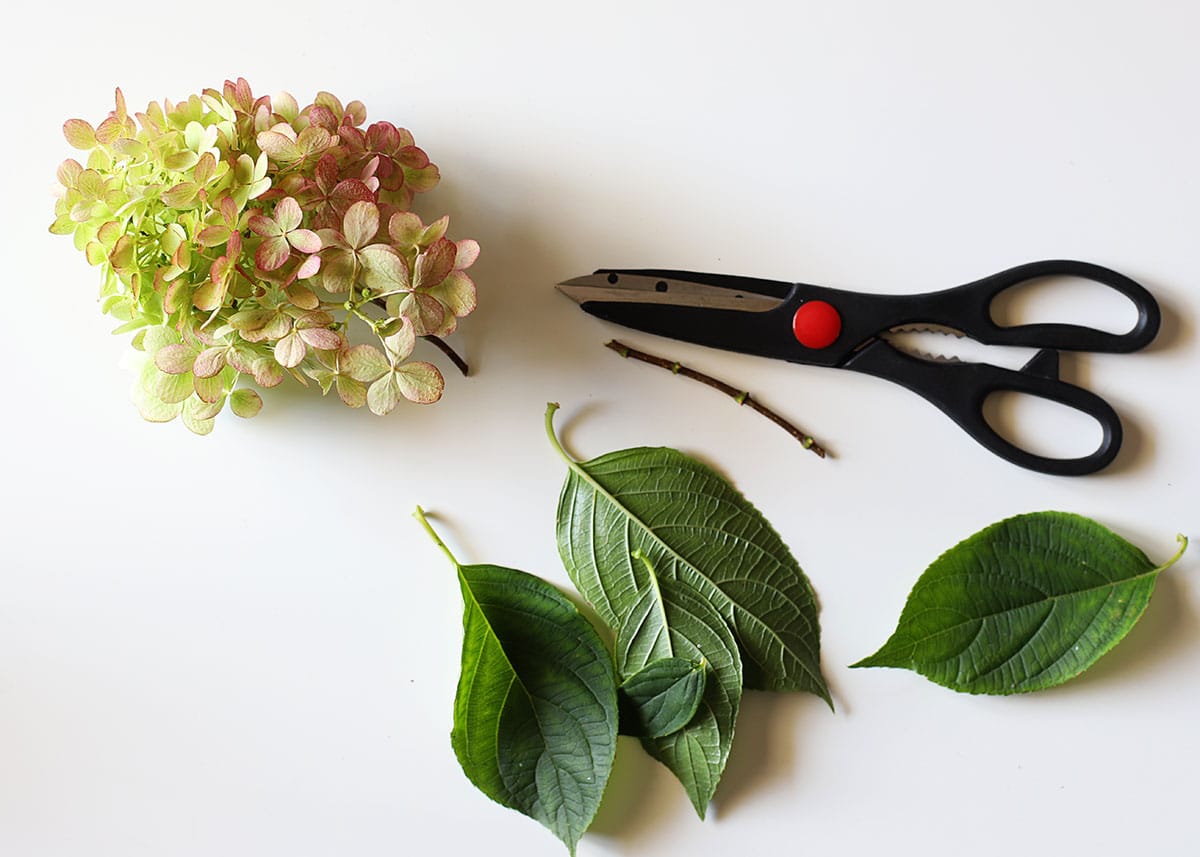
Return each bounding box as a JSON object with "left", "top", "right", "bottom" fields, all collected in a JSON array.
[
  {"left": 193, "top": 347, "right": 227, "bottom": 378},
  {"left": 248, "top": 213, "right": 281, "bottom": 237},
  {"left": 307, "top": 105, "right": 339, "bottom": 133},
  {"left": 56, "top": 158, "right": 83, "bottom": 188},
  {"left": 366, "top": 121, "right": 400, "bottom": 153},
  {"left": 428, "top": 271, "right": 478, "bottom": 317},
  {"left": 342, "top": 200, "right": 380, "bottom": 249},
  {"left": 336, "top": 375, "right": 367, "bottom": 408},
  {"left": 341, "top": 344, "right": 390, "bottom": 382},
  {"left": 397, "top": 292, "right": 446, "bottom": 336},
  {"left": 294, "top": 309, "right": 335, "bottom": 328},
  {"left": 454, "top": 239, "right": 480, "bottom": 270},
  {"left": 295, "top": 254, "right": 322, "bottom": 280},
  {"left": 155, "top": 343, "right": 197, "bottom": 375},
  {"left": 360, "top": 244, "right": 410, "bottom": 289},
  {"left": 298, "top": 327, "right": 343, "bottom": 351},
  {"left": 383, "top": 317, "right": 417, "bottom": 362},
  {"left": 230, "top": 388, "right": 263, "bottom": 418},
  {"left": 274, "top": 332, "right": 307, "bottom": 368},
  {"left": 387, "top": 211, "right": 423, "bottom": 247},
  {"left": 94, "top": 116, "right": 123, "bottom": 144},
  {"left": 252, "top": 357, "right": 284, "bottom": 387},
  {"left": 162, "top": 182, "right": 200, "bottom": 208},
  {"left": 192, "top": 277, "right": 229, "bottom": 312},
  {"left": 396, "top": 146, "right": 429, "bottom": 169},
  {"left": 257, "top": 130, "right": 301, "bottom": 162},
  {"left": 287, "top": 229, "right": 322, "bottom": 253},
  {"left": 192, "top": 373, "right": 225, "bottom": 404},
  {"left": 405, "top": 164, "right": 440, "bottom": 193},
  {"left": 164, "top": 280, "right": 190, "bottom": 314},
  {"left": 197, "top": 225, "right": 231, "bottom": 247},
  {"left": 296, "top": 126, "right": 332, "bottom": 155},
  {"left": 316, "top": 227, "right": 348, "bottom": 249},
  {"left": 345, "top": 100, "right": 367, "bottom": 126},
  {"left": 415, "top": 239, "right": 456, "bottom": 289},
  {"left": 319, "top": 249, "right": 357, "bottom": 293},
  {"left": 366, "top": 374, "right": 400, "bottom": 416},
  {"left": 220, "top": 195, "right": 239, "bottom": 225},
  {"left": 419, "top": 215, "right": 449, "bottom": 246},
  {"left": 255, "top": 236, "right": 291, "bottom": 271},
  {"left": 394, "top": 361, "right": 444, "bottom": 404},
  {"left": 314, "top": 152, "right": 339, "bottom": 190},
  {"left": 331, "top": 179, "right": 376, "bottom": 214},
  {"left": 63, "top": 119, "right": 96, "bottom": 150},
  {"left": 274, "top": 197, "right": 303, "bottom": 232},
  {"left": 287, "top": 282, "right": 320, "bottom": 308},
  {"left": 194, "top": 152, "right": 217, "bottom": 186},
  {"left": 227, "top": 231, "right": 243, "bottom": 256}
]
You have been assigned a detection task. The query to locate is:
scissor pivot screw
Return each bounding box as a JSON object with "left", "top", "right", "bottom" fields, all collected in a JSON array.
[{"left": 792, "top": 300, "right": 842, "bottom": 349}]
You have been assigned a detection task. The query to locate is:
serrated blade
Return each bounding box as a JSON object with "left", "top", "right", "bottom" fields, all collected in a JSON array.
[{"left": 882, "top": 324, "right": 1041, "bottom": 370}]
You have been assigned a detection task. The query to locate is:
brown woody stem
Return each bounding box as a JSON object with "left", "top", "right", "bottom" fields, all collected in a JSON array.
[
  {"left": 605, "top": 340, "right": 826, "bottom": 458},
  {"left": 422, "top": 334, "right": 470, "bottom": 377}
]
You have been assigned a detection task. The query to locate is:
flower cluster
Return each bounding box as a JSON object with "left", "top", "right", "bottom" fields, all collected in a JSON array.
[{"left": 51, "top": 79, "right": 478, "bottom": 433}]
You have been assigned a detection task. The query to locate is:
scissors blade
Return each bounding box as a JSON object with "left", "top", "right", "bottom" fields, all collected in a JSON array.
[
  {"left": 557, "top": 272, "right": 800, "bottom": 360},
  {"left": 556, "top": 273, "right": 786, "bottom": 312}
]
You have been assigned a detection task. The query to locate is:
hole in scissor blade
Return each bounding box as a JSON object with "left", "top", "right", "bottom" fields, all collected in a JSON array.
[
  {"left": 655, "top": 281, "right": 668, "bottom": 292},
  {"left": 607, "top": 273, "right": 619, "bottom": 284},
  {"left": 990, "top": 276, "right": 1139, "bottom": 334},
  {"left": 983, "top": 390, "right": 1104, "bottom": 461}
]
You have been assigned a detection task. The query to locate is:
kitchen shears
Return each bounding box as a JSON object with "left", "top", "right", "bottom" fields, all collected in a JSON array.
[{"left": 557, "top": 261, "right": 1160, "bottom": 476}]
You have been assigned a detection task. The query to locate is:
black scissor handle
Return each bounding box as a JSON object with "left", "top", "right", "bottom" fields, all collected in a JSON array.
[
  {"left": 926, "top": 260, "right": 1160, "bottom": 353},
  {"left": 846, "top": 341, "right": 1122, "bottom": 476}
]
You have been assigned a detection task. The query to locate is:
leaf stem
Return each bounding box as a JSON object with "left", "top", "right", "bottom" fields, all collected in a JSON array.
[
  {"left": 413, "top": 505, "right": 460, "bottom": 567},
  {"left": 603, "top": 340, "right": 827, "bottom": 458},
  {"left": 1161, "top": 534, "right": 1189, "bottom": 571}
]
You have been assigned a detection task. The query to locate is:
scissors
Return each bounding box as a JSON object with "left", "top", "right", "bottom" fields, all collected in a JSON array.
[{"left": 557, "top": 260, "right": 1160, "bottom": 476}]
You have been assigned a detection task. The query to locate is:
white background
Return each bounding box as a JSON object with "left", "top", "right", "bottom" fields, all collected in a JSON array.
[{"left": 3, "top": 1, "right": 1198, "bottom": 854}]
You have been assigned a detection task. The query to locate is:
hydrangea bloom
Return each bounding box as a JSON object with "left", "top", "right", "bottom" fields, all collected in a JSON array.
[{"left": 51, "top": 79, "right": 478, "bottom": 433}]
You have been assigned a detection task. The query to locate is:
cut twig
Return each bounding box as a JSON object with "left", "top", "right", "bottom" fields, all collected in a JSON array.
[
  {"left": 605, "top": 340, "right": 826, "bottom": 458},
  {"left": 422, "top": 334, "right": 470, "bottom": 377}
]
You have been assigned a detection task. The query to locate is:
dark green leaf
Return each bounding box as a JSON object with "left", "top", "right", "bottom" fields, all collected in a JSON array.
[
  {"left": 546, "top": 404, "right": 828, "bottom": 701},
  {"left": 852, "top": 512, "right": 1188, "bottom": 694},
  {"left": 620, "top": 656, "right": 707, "bottom": 738},
  {"left": 546, "top": 404, "right": 821, "bottom": 815},
  {"left": 417, "top": 509, "right": 618, "bottom": 855}
]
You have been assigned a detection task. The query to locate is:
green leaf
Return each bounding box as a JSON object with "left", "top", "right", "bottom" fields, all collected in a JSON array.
[
  {"left": 851, "top": 512, "right": 1189, "bottom": 694},
  {"left": 415, "top": 508, "right": 618, "bottom": 857},
  {"left": 620, "top": 656, "right": 707, "bottom": 739},
  {"left": 546, "top": 403, "right": 828, "bottom": 702}
]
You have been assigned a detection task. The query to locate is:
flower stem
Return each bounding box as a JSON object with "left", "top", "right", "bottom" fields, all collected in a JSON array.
[
  {"left": 604, "top": 339, "right": 827, "bottom": 458},
  {"left": 423, "top": 334, "right": 470, "bottom": 377}
]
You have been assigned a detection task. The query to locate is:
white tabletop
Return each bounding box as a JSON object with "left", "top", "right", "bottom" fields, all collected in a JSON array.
[{"left": 3, "top": 2, "right": 1198, "bottom": 855}]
